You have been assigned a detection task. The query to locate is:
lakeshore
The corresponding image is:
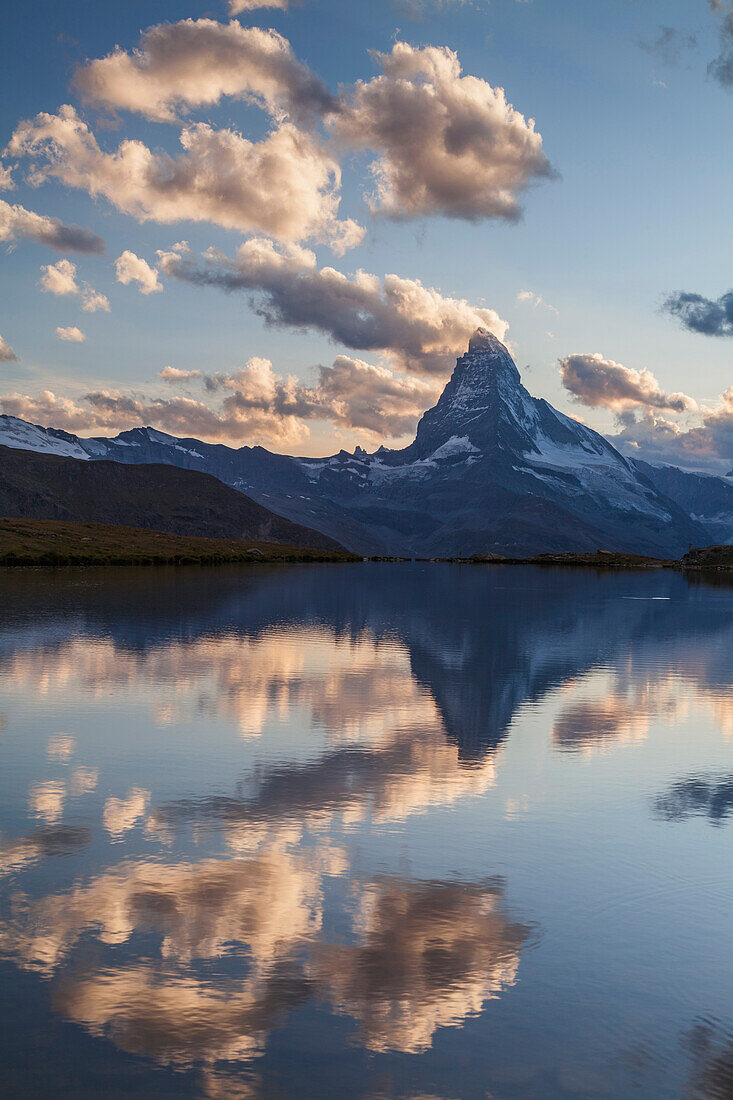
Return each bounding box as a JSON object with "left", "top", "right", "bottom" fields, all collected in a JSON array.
[{"left": 1, "top": 517, "right": 732, "bottom": 572}]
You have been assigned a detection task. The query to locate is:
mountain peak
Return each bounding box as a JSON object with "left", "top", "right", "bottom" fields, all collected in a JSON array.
[
  {"left": 467, "top": 327, "right": 508, "bottom": 354},
  {"left": 405, "top": 332, "right": 528, "bottom": 459}
]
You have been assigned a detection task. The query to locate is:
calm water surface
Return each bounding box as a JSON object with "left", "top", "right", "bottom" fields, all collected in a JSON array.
[{"left": 1, "top": 563, "right": 732, "bottom": 1099}]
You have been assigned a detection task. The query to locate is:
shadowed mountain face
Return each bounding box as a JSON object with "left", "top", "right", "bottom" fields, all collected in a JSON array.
[
  {"left": 0, "top": 445, "right": 344, "bottom": 550},
  {"left": 0, "top": 331, "right": 715, "bottom": 557},
  {"left": 633, "top": 459, "right": 733, "bottom": 546}
]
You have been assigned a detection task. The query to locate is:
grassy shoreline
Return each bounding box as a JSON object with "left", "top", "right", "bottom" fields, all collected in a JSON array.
[
  {"left": 1, "top": 517, "right": 731, "bottom": 572},
  {"left": 0, "top": 518, "right": 358, "bottom": 566}
]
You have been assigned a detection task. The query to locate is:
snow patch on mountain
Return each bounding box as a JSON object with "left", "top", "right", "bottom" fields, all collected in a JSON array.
[
  {"left": 0, "top": 415, "right": 91, "bottom": 460},
  {"left": 430, "top": 436, "right": 479, "bottom": 460}
]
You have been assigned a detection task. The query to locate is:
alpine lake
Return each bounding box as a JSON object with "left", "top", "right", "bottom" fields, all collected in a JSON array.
[{"left": 0, "top": 562, "right": 732, "bottom": 1099}]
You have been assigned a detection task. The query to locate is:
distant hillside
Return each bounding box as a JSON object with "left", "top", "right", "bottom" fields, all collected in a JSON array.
[
  {"left": 0, "top": 445, "right": 344, "bottom": 551},
  {"left": 0, "top": 518, "right": 356, "bottom": 566},
  {"left": 632, "top": 459, "right": 733, "bottom": 545}
]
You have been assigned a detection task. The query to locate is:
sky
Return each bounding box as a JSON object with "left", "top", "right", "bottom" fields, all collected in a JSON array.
[{"left": 1, "top": 0, "right": 732, "bottom": 470}]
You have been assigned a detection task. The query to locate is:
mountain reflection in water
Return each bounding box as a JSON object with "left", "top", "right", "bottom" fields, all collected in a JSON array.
[{"left": 0, "top": 563, "right": 732, "bottom": 1099}]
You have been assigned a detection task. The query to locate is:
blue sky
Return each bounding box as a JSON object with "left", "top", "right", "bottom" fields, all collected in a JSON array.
[{"left": 1, "top": 0, "right": 732, "bottom": 468}]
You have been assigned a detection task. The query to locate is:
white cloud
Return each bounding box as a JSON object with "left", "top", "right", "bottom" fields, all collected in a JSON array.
[
  {"left": 158, "top": 238, "right": 508, "bottom": 376},
  {"left": 8, "top": 106, "right": 362, "bottom": 253},
  {"left": 73, "top": 19, "right": 336, "bottom": 125},
  {"left": 40, "top": 258, "right": 109, "bottom": 312},
  {"left": 55, "top": 326, "right": 86, "bottom": 343},
  {"left": 332, "top": 41, "right": 555, "bottom": 222},
  {"left": 81, "top": 287, "right": 110, "bottom": 313},
  {"left": 115, "top": 250, "right": 162, "bottom": 295},
  {"left": 0, "top": 165, "right": 14, "bottom": 190},
  {"left": 229, "top": 0, "right": 290, "bottom": 11},
  {"left": 0, "top": 198, "right": 104, "bottom": 254},
  {"left": 0, "top": 334, "right": 17, "bottom": 362},
  {"left": 40, "top": 258, "right": 79, "bottom": 296},
  {"left": 517, "top": 288, "right": 558, "bottom": 314}
]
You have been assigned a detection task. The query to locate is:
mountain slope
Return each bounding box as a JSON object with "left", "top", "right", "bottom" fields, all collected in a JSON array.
[
  {"left": 632, "top": 460, "right": 733, "bottom": 545},
  {"left": 0, "top": 445, "right": 345, "bottom": 550},
  {"left": 0, "top": 332, "right": 712, "bottom": 556}
]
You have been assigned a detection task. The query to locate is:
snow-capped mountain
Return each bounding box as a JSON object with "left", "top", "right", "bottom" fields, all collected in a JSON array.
[{"left": 0, "top": 331, "right": 719, "bottom": 556}]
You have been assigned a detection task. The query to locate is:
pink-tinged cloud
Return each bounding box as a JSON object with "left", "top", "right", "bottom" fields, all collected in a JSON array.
[
  {"left": 159, "top": 366, "right": 200, "bottom": 383},
  {"left": 229, "top": 0, "right": 290, "bottom": 12},
  {"left": 0, "top": 198, "right": 104, "bottom": 254},
  {"left": 7, "top": 107, "right": 363, "bottom": 253},
  {"left": 0, "top": 334, "right": 17, "bottom": 362},
  {"left": 55, "top": 326, "right": 86, "bottom": 343},
  {"left": 73, "top": 20, "right": 336, "bottom": 125},
  {"left": 39, "top": 259, "right": 109, "bottom": 312},
  {"left": 40, "top": 258, "right": 79, "bottom": 297},
  {"left": 157, "top": 238, "right": 508, "bottom": 376},
  {"left": 611, "top": 388, "right": 733, "bottom": 473},
  {"left": 332, "top": 41, "right": 555, "bottom": 222},
  {"left": 559, "top": 352, "right": 696, "bottom": 414},
  {"left": 0, "top": 353, "right": 441, "bottom": 448}
]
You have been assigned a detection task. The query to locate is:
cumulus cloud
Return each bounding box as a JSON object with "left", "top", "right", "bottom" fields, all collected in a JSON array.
[
  {"left": 0, "top": 390, "right": 91, "bottom": 429},
  {"left": 664, "top": 289, "right": 733, "bottom": 337},
  {"left": 159, "top": 366, "right": 200, "bottom": 383},
  {"left": 0, "top": 198, "right": 104, "bottom": 254},
  {"left": 308, "top": 355, "right": 440, "bottom": 435},
  {"left": 0, "top": 334, "right": 17, "bottom": 362},
  {"left": 0, "top": 351, "right": 440, "bottom": 447},
  {"left": 7, "top": 106, "right": 362, "bottom": 253},
  {"left": 610, "top": 389, "right": 733, "bottom": 472},
  {"left": 203, "top": 353, "right": 440, "bottom": 437},
  {"left": 556, "top": 349, "right": 733, "bottom": 471},
  {"left": 40, "top": 259, "right": 110, "bottom": 312},
  {"left": 40, "top": 258, "right": 79, "bottom": 296},
  {"left": 157, "top": 238, "right": 508, "bottom": 375},
  {"left": 56, "top": 326, "right": 86, "bottom": 343},
  {"left": 80, "top": 288, "right": 110, "bottom": 313},
  {"left": 73, "top": 20, "right": 336, "bottom": 124},
  {"left": 559, "top": 352, "right": 695, "bottom": 414},
  {"left": 0, "top": 165, "right": 14, "bottom": 190},
  {"left": 115, "top": 250, "right": 162, "bottom": 295},
  {"left": 331, "top": 41, "right": 554, "bottom": 222}
]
